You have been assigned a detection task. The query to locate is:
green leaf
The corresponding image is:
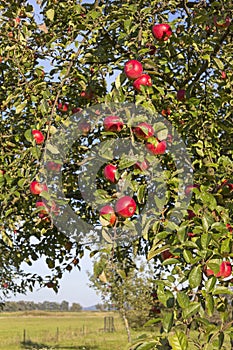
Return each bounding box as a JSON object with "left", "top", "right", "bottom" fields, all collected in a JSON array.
[
  {"left": 177, "top": 292, "right": 190, "bottom": 309},
  {"left": 24, "top": 129, "right": 33, "bottom": 142},
  {"left": 213, "top": 57, "right": 224, "bottom": 70},
  {"left": 137, "top": 184, "right": 147, "bottom": 204},
  {"left": 30, "top": 146, "right": 41, "bottom": 159},
  {"left": 132, "top": 341, "right": 157, "bottom": 350},
  {"left": 15, "top": 101, "right": 27, "bottom": 114},
  {"left": 200, "top": 192, "right": 217, "bottom": 210},
  {"left": 201, "top": 232, "right": 210, "bottom": 249},
  {"left": 183, "top": 250, "right": 193, "bottom": 264},
  {"left": 157, "top": 286, "right": 174, "bottom": 308},
  {"left": 202, "top": 216, "right": 209, "bottom": 232},
  {"left": 220, "top": 238, "right": 231, "bottom": 254},
  {"left": 102, "top": 228, "right": 113, "bottom": 244},
  {"left": 17, "top": 178, "right": 26, "bottom": 188},
  {"left": 157, "top": 128, "right": 168, "bottom": 141},
  {"left": 217, "top": 331, "right": 224, "bottom": 350},
  {"left": 189, "top": 265, "right": 202, "bottom": 289},
  {"left": 46, "top": 8, "right": 55, "bottom": 21},
  {"left": 1, "top": 231, "right": 13, "bottom": 247},
  {"left": 207, "top": 259, "right": 222, "bottom": 274},
  {"left": 46, "top": 144, "right": 60, "bottom": 154},
  {"left": 89, "top": 10, "right": 101, "bottom": 19},
  {"left": 115, "top": 73, "right": 122, "bottom": 90},
  {"left": 144, "top": 318, "right": 161, "bottom": 327},
  {"left": 124, "top": 18, "right": 131, "bottom": 33},
  {"left": 213, "top": 287, "right": 233, "bottom": 295},
  {"left": 205, "top": 294, "right": 214, "bottom": 316},
  {"left": 162, "top": 311, "right": 174, "bottom": 332},
  {"left": 147, "top": 245, "right": 170, "bottom": 260},
  {"left": 154, "top": 195, "right": 166, "bottom": 211},
  {"left": 118, "top": 155, "right": 137, "bottom": 169},
  {"left": 168, "top": 331, "right": 188, "bottom": 350},
  {"left": 205, "top": 276, "right": 217, "bottom": 293},
  {"left": 182, "top": 302, "right": 200, "bottom": 319}
]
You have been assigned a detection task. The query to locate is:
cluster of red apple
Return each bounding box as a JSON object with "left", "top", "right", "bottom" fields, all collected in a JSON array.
[
  {"left": 123, "top": 24, "right": 188, "bottom": 102},
  {"left": 103, "top": 115, "right": 167, "bottom": 155},
  {"left": 99, "top": 115, "right": 168, "bottom": 226},
  {"left": 124, "top": 59, "right": 152, "bottom": 91},
  {"left": 30, "top": 180, "right": 59, "bottom": 220},
  {"left": 161, "top": 249, "right": 232, "bottom": 279},
  {"left": 123, "top": 23, "right": 172, "bottom": 92}
]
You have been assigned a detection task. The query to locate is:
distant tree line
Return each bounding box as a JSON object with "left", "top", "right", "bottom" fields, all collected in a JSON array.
[{"left": 0, "top": 300, "right": 82, "bottom": 312}]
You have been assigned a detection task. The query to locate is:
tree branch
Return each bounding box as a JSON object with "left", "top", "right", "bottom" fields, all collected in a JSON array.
[{"left": 183, "top": 24, "right": 232, "bottom": 89}]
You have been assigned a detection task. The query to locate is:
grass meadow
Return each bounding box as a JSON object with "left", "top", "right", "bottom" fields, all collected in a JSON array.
[
  {"left": 0, "top": 310, "right": 232, "bottom": 350},
  {"left": 0, "top": 310, "right": 150, "bottom": 350}
]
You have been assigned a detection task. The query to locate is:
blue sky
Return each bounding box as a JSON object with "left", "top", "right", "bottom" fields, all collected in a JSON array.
[{"left": 11, "top": 253, "right": 101, "bottom": 307}]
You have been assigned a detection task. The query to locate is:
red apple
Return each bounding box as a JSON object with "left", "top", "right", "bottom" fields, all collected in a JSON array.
[
  {"left": 161, "top": 250, "right": 174, "bottom": 260},
  {"left": 58, "top": 102, "right": 69, "bottom": 112},
  {"left": 226, "top": 224, "right": 232, "bottom": 233},
  {"left": 133, "top": 74, "right": 152, "bottom": 91},
  {"left": 103, "top": 116, "right": 124, "bottom": 132},
  {"left": 135, "top": 159, "right": 149, "bottom": 171},
  {"left": 32, "top": 130, "right": 45, "bottom": 144},
  {"left": 214, "top": 16, "right": 231, "bottom": 28},
  {"left": 115, "top": 196, "right": 136, "bottom": 218},
  {"left": 46, "top": 161, "right": 61, "bottom": 172},
  {"left": 0, "top": 169, "right": 5, "bottom": 175},
  {"left": 216, "top": 261, "right": 232, "bottom": 278},
  {"left": 99, "top": 205, "right": 116, "bottom": 226},
  {"left": 30, "top": 181, "right": 48, "bottom": 195},
  {"left": 161, "top": 108, "right": 171, "bottom": 116},
  {"left": 187, "top": 209, "right": 196, "bottom": 219},
  {"left": 222, "top": 181, "right": 233, "bottom": 193},
  {"left": 133, "top": 122, "right": 154, "bottom": 140},
  {"left": 146, "top": 139, "right": 166, "bottom": 155},
  {"left": 15, "top": 17, "right": 20, "bottom": 25},
  {"left": 205, "top": 266, "right": 215, "bottom": 277},
  {"left": 205, "top": 261, "right": 232, "bottom": 278},
  {"left": 80, "top": 89, "right": 93, "bottom": 100},
  {"left": 150, "top": 306, "right": 161, "bottom": 314},
  {"left": 187, "top": 232, "right": 196, "bottom": 238},
  {"left": 103, "top": 164, "right": 117, "bottom": 183},
  {"left": 72, "top": 107, "right": 82, "bottom": 114},
  {"left": 146, "top": 43, "right": 156, "bottom": 55},
  {"left": 221, "top": 71, "right": 227, "bottom": 79},
  {"left": 185, "top": 184, "right": 199, "bottom": 195},
  {"left": 78, "top": 121, "right": 91, "bottom": 135},
  {"left": 152, "top": 23, "right": 172, "bottom": 41},
  {"left": 49, "top": 201, "right": 60, "bottom": 216},
  {"left": 177, "top": 89, "right": 186, "bottom": 101},
  {"left": 36, "top": 201, "right": 48, "bottom": 215},
  {"left": 124, "top": 60, "right": 143, "bottom": 80}
]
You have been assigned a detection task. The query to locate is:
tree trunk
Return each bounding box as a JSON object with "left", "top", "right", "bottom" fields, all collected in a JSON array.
[{"left": 121, "top": 309, "right": 131, "bottom": 343}]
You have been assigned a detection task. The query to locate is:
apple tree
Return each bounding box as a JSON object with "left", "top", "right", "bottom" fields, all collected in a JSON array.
[{"left": 0, "top": 0, "right": 233, "bottom": 348}]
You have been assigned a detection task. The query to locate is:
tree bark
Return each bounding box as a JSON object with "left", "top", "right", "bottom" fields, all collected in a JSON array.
[{"left": 121, "top": 309, "right": 131, "bottom": 343}]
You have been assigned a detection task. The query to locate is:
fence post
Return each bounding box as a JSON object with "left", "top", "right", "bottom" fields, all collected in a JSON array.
[
  {"left": 23, "top": 329, "right": 26, "bottom": 344},
  {"left": 56, "top": 327, "right": 59, "bottom": 342}
]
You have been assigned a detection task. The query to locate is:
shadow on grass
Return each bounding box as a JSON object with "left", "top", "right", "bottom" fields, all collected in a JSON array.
[{"left": 20, "top": 340, "right": 99, "bottom": 349}]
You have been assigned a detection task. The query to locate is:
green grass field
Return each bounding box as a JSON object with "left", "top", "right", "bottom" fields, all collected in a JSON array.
[
  {"left": 0, "top": 311, "right": 147, "bottom": 350},
  {"left": 0, "top": 311, "right": 232, "bottom": 350}
]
